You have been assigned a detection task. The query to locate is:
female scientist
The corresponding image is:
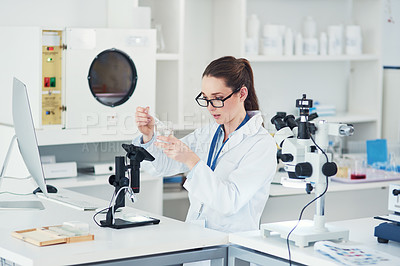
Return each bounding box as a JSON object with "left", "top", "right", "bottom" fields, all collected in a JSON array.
[{"left": 134, "top": 56, "right": 277, "bottom": 233}]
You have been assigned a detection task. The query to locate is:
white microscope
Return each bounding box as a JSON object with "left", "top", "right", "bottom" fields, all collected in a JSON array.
[
  {"left": 374, "top": 184, "right": 400, "bottom": 243},
  {"left": 261, "top": 94, "right": 354, "bottom": 247}
]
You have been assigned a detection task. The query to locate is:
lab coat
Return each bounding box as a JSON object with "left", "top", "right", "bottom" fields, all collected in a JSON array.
[{"left": 134, "top": 111, "right": 277, "bottom": 233}]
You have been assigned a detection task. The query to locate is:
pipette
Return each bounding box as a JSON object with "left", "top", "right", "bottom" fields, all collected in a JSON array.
[{"left": 153, "top": 115, "right": 165, "bottom": 128}]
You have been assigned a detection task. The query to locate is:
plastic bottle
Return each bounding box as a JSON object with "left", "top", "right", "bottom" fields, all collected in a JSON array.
[
  {"left": 246, "top": 14, "right": 260, "bottom": 55},
  {"left": 328, "top": 25, "right": 343, "bottom": 55},
  {"left": 319, "top": 32, "right": 328, "bottom": 55},
  {"left": 303, "top": 16, "right": 316, "bottom": 39},
  {"left": 262, "top": 24, "right": 282, "bottom": 56},
  {"left": 303, "top": 16, "right": 318, "bottom": 55},
  {"left": 304, "top": 38, "right": 318, "bottom": 55},
  {"left": 295, "top": 32, "right": 303, "bottom": 56},
  {"left": 345, "top": 25, "right": 362, "bottom": 55},
  {"left": 247, "top": 14, "right": 260, "bottom": 39},
  {"left": 284, "top": 28, "right": 293, "bottom": 56}
]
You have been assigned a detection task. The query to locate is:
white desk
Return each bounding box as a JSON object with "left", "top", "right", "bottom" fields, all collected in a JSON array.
[
  {"left": 0, "top": 178, "right": 228, "bottom": 266},
  {"left": 229, "top": 217, "right": 400, "bottom": 265},
  {"left": 262, "top": 177, "right": 400, "bottom": 223},
  {"left": 2, "top": 175, "right": 400, "bottom": 266}
]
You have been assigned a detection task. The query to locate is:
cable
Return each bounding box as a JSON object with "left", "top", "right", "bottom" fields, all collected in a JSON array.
[
  {"left": 92, "top": 185, "right": 134, "bottom": 227},
  {"left": 0, "top": 191, "right": 32, "bottom": 196},
  {"left": 2, "top": 175, "right": 32, "bottom": 180},
  {"left": 93, "top": 207, "right": 111, "bottom": 227},
  {"left": 286, "top": 111, "right": 330, "bottom": 266}
]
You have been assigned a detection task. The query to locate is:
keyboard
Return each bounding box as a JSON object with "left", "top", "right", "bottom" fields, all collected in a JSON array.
[{"left": 37, "top": 193, "right": 99, "bottom": 211}]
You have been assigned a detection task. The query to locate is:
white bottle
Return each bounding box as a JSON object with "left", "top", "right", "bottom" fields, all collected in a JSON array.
[
  {"left": 328, "top": 25, "right": 343, "bottom": 55},
  {"left": 345, "top": 25, "right": 362, "bottom": 55},
  {"left": 304, "top": 38, "right": 318, "bottom": 55},
  {"left": 303, "top": 16, "right": 316, "bottom": 39},
  {"left": 284, "top": 28, "right": 294, "bottom": 56},
  {"left": 262, "top": 24, "right": 282, "bottom": 56},
  {"left": 246, "top": 14, "right": 260, "bottom": 55},
  {"left": 302, "top": 16, "right": 318, "bottom": 55},
  {"left": 319, "top": 32, "right": 328, "bottom": 55},
  {"left": 295, "top": 32, "right": 303, "bottom": 56},
  {"left": 247, "top": 14, "right": 260, "bottom": 38},
  {"left": 294, "top": 32, "right": 303, "bottom": 55}
]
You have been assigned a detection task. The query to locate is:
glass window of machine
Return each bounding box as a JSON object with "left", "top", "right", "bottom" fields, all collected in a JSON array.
[{"left": 87, "top": 48, "right": 137, "bottom": 107}]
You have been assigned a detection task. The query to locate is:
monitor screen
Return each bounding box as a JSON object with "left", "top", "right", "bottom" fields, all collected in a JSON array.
[{"left": 12, "top": 78, "right": 48, "bottom": 197}]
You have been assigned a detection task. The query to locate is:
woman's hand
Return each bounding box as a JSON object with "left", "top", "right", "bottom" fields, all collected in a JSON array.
[
  {"left": 135, "top": 106, "right": 154, "bottom": 143},
  {"left": 155, "top": 135, "right": 200, "bottom": 170}
]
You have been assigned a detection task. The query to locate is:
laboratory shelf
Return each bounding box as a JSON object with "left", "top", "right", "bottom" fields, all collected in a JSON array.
[
  {"left": 156, "top": 53, "right": 180, "bottom": 61},
  {"left": 246, "top": 54, "right": 380, "bottom": 63}
]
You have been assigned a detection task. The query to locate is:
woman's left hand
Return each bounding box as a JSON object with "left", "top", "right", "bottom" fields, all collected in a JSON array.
[{"left": 155, "top": 136, "right": 200, "bottom": 170}]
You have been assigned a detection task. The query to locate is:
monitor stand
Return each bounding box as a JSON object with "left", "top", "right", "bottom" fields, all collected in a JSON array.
[{"left": 0, "top": 135, "right": 45, "bottom": 210}]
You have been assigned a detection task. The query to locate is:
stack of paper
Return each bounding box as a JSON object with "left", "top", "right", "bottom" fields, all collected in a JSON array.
[{"left": 314, "top": 241, "right": 400, "bottom": 265}]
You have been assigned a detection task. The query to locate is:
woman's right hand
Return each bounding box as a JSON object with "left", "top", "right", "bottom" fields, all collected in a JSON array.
[{"left": 135, "top": 106, "right": 155, "bottom": 143}]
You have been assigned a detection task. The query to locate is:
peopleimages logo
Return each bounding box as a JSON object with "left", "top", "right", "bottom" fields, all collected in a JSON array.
[
  {"left": 80, "top": 112, "right": 139, "bottom": 135},
  {"left": 79, "top": 112, "right": 214, "bottom": 136},
  {"left": 81, "top": 142, "right": 124, "bottom": 153}
]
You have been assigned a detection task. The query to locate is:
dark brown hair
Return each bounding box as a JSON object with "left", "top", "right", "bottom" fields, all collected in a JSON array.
[{"left": 202, "top": 56, "right": 260, "bottom": 111}]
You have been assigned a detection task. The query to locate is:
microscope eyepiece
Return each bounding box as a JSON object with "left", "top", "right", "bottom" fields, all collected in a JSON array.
[{"left": 271, "top": 112, "right": 288, "bottom": 130}]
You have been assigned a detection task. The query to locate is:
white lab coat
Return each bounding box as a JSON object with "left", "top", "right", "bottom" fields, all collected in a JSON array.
[{"left": 134, "top": 111, "right": 277, "bottom": 233}]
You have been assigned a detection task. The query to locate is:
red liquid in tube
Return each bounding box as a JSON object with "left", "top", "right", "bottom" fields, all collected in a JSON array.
[{"left": 350, "top": 174, "right": 366, "bottom": 180}]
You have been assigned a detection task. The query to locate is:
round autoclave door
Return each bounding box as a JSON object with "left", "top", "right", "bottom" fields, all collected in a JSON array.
[{"left": 87, "top": 48, "right": 137, "bottom": 107}]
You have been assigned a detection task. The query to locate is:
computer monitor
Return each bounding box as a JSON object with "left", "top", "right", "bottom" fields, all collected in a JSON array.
[
  {"left": 12, "top": 77, "right": 49, "bottom": 196},
  {"left": 0, "top": 78, "right": 48, "bottom": 209}
]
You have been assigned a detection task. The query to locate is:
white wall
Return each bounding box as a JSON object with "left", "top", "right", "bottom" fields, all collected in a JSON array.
[
  {"left": 0, "top": 0, "right": 107, "bottom": 28},
  {"left": 382, "top": 69, "right": 400, "bottom": 142}
]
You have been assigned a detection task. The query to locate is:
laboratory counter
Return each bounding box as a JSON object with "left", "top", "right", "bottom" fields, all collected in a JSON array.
[
  {"left": 229, "top": 217, "right": 400, "bottom": 265},
  {"left": 0, "top": 176, "right": 227, "bottom": 265},
  {"left": 262, "top": 174, "right": 400, "bottom": 223},
  {"left": 2, "top": 176, "right": 400, "bottom": 265},
  {"left": 0, "top": 192, "right": 228, "bottom": 265}
]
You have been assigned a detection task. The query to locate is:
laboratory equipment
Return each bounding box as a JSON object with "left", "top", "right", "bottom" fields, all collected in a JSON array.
[
  {"left": 374, "top": 184, "right": 400, "bottom": 244},
  {"left": 100, "top": 143, "right": 159, "bottom": 229},
  {"left": 0, "top": 27, "right": 156, "bottom": 144},
  {"left": 261, "top": 94, "right": 354, "bottom": 247},
  {"left": 78, "top": 162, "right": 115, "bottom": 175},
  {"left": 0, "top": 78, "right": 48, "bottom": 209}
]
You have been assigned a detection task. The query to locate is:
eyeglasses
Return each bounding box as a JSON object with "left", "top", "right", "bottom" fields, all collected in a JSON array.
[{"left": 195, "top": 87, "right": 241, "bottom": 108}]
